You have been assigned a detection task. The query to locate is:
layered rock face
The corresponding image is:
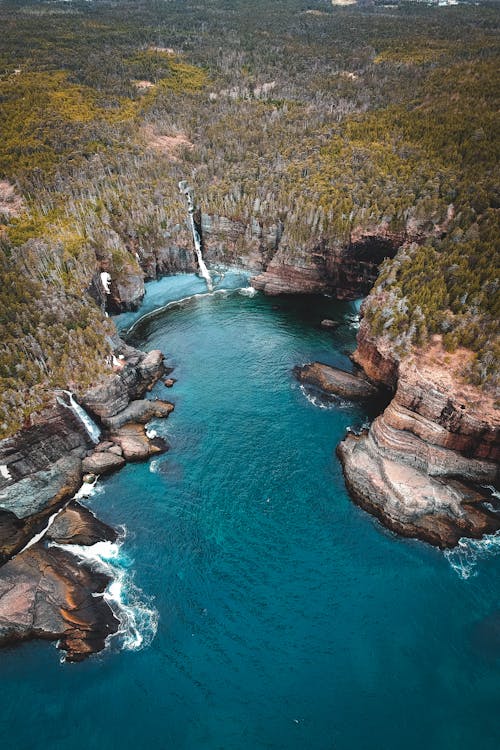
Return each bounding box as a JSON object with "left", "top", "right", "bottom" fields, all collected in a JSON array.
[
  {"left": 0, "top": 504, "right": 119, "bottom": 662},
  {"left": 107, "top": 211, "right": 280, "bottom": 307},
  {"left": 338, "top": 331, "right": 500, "bottom": 547},
  {"left": 0, "top": 339, "right": 173, "bottom": 660},
  {"left": 252, "top": 232, "right": 400, "bottom": 297},
  {"left": 201, "top": 213, "right": 281, "bottom": 272}
]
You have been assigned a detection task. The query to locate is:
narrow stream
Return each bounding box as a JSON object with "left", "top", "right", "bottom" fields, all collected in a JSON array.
[{"left": 2, "top": 273, "right": 499, "bottom": 750}]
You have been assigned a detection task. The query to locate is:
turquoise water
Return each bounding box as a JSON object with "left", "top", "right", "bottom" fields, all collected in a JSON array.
[{"left": 2, "top": 273, "right": 499, "bottom": 750}]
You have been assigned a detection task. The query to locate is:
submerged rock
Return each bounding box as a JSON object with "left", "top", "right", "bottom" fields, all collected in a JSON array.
[{"left": 294, "top": 362, "right": 379, "bottom": 400}]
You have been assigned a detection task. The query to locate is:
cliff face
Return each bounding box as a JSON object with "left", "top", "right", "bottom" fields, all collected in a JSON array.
[
  {"left": 251, "top": 228, "right": 402, "bottom": 298},
  {"left": 338, "top": 330, "right": 500, "bottom": 548},
  {"left": 106, "top": 214, "right": 404, "bottom": 308},
  {"left": 0, "top": 338, "right": 171, "bottom": 660}
]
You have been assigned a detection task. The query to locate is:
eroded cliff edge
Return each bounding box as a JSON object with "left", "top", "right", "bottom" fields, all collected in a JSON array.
[
  {"left": 337, "top": 322, "right": 500, "bottom": 548},
  {"left": 0, "top": 339, "right": 172, "bottom": 661}
]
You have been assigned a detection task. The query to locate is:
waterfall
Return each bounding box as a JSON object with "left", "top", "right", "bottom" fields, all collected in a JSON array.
[
  {"left": 179, "top": 180, "right": 213, "bottom": 291},
  {"left": 18, "top": 506, "right": 66, "bottom": 554},
  {"left": 16, "top": 476, "right": 99, "bottom": 556},
  {"left": 57, "top": 390, "right": 101, "bottom": 444},
  {"left": 190, "top": 214, "right": 213, "bottom": 291}
]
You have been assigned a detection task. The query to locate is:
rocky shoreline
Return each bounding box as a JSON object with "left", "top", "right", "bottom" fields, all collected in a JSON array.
[
  {"left": 0, "top": 338, "right": 174, "bottom": 661},
  {"left": 292, "top": 333, "right": 499, "bottom": 548},
  {"left": 336, "top": 325, "right": 500, "bottom": 548},
  {"left": 1, "top": 221, "right": 498, "bottom": 660}
]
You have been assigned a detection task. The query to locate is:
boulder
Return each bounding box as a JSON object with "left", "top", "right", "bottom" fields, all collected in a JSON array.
[
  {"left": 0, "top": 544, "right": 119, "bottom": 662},
  {"left": 82, "top": 375, "right": 129, "bottom": 419},
  {"left": 81, "top": 451, "right": 125, "bottom": 475},
  {"left": 110, "top": 423, "right": 168, "bottom": 461},
  {"left": 101, "top": 399, "right": 174, "bottom": 430},
  {"left": 294, "top": 362, "right": 379, "bottom": 400},
  {"left": 46, "top": 500, "right": 118, "bottom": 546}
]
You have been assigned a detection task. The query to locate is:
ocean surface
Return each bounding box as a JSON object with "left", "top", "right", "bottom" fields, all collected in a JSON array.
[{"left": 3, "top": 271, "right": 499, "bottom": 750}]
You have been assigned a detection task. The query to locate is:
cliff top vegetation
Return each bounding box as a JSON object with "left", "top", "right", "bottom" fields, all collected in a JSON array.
[{"left": 0, "top": 0, "right": 498, "bottom": 435}]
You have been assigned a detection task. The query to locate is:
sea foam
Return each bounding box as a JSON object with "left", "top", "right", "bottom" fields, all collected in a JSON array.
[
  {"left": 50, "top": 535, "right": 158, "bottom": 652},
  {"left": 299, "top": 384, "right": 351, "bottom": 410},
  {"left": 444, "top": 531, "right": 500, "bottom": 579},
  {"left": 238, "top": 286, "right": 258, "bottom": 297}
]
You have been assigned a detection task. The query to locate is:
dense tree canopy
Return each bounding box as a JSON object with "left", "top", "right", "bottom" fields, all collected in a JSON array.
[{"left": 0, "top": 0, "right": 498, "bottom": 435}]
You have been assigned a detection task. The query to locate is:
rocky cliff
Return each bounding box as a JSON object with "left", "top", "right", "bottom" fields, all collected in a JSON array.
[
  {"left": 104, "top": 213, "right": 406, "bottom": 310},
  {"left": 251, "top": 228, "right": 402, "bottom": 297},
  {"left": 0, "top": 337, "right": 173, "bottom": 660},
  {"left": 338, "top": 326, "right": 500, "bottom": 548}
]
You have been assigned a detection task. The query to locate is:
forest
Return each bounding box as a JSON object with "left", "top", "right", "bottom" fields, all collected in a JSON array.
[{"left": 0, "top": 0, "right": 499, "bottom": 436}]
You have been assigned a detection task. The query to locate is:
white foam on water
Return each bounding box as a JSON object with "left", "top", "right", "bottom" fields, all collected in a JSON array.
[
  {"left": 346, "top": 313, "right": 360, "bottom": 330},
  {"left": 483, "top": 485, "right": 500, "bottom": 501},
  {"left": 149, "top": 459, "right": 160, "bottom": 474},
  {"left": 50, "top": 536, "right": 158, "bottom": 652},
  {"left": 74, "top": 475, "right": 99, "bottom": 499},
  {"left": 299, "top": 384, "right": 351, "bottom": 410},
  {"left": 444, "top": 531, "right": 500, "bottom": 579},
  {"left": 126, "top": 286, "right": 257, "bottom": 335}
]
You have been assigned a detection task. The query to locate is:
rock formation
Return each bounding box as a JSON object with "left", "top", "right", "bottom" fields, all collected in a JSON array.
[
  {"left": 252, "top": 231, "right": 401, "bottom": 297},
  {"left": 0, "top": 539, "right": 119, "bottom": 662},
  {"left": 0, "top": 337, "right": 173, "bottom": 660},
  {"left": 338, "top": 327, "right": 500, "bottom": 548},
  {"left": 294, "top": 362, "right": 380, "bottom": 400}
]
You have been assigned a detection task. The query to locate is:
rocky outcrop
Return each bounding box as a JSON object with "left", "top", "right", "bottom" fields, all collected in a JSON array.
[
  {"left": 110, "top": 423, "right": 168, "bottom": 461},
  {"left": 252, "top": 231, "right": 401, "bottom": 297},
  {"left": 0, "top": 455, "right": 82, "bottom": 564},
  {"left": 46, "top": 500, "right": 118, "bottom": 546},
  {"left": 294, "top": 362, "right": 380, "bottom": 400},
  {"left": 102, "top": 256, "right": 145, "bottom": 313},
  {"left": 81, "top": 451, "right": 125, "bottom": 475},
  {"left": 0, "top": 335, "right": 173, "bottom": 661},
  {"left": 81, "top": 344, "right": 165, "bottom": 419},
  {"left": 338, "top": 336, "right": 500, "bottom": 548},
  {"left": 0, "top": 405, "right": 89, "bottom": 482},
  {"left": 0, "top": 542, "right": 119, "bottom": 662},
  {"left": 101, "top": 399, "right": 174, "bottom": 431},
  {"left": 351, "top": 319, "right": 399, "bottom": 388}
]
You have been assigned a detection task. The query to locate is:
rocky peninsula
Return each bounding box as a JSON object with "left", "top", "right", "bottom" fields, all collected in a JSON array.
[{"left": 337, "top": 324, "right": 500, "bottom": 548}]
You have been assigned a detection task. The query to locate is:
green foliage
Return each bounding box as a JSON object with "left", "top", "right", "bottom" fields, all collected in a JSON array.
[{"left": 0, "top": 0, "right": 499, "bottom": 436}]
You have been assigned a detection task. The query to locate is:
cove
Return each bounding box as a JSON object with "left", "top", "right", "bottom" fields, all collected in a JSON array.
[{"left": 2, "top": 273, "right": 499, "bottom": 750}]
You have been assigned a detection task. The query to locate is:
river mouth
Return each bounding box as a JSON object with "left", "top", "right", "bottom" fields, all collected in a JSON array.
[{"left": 3, "top": 272, "right": 500, "bottom": 750}]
